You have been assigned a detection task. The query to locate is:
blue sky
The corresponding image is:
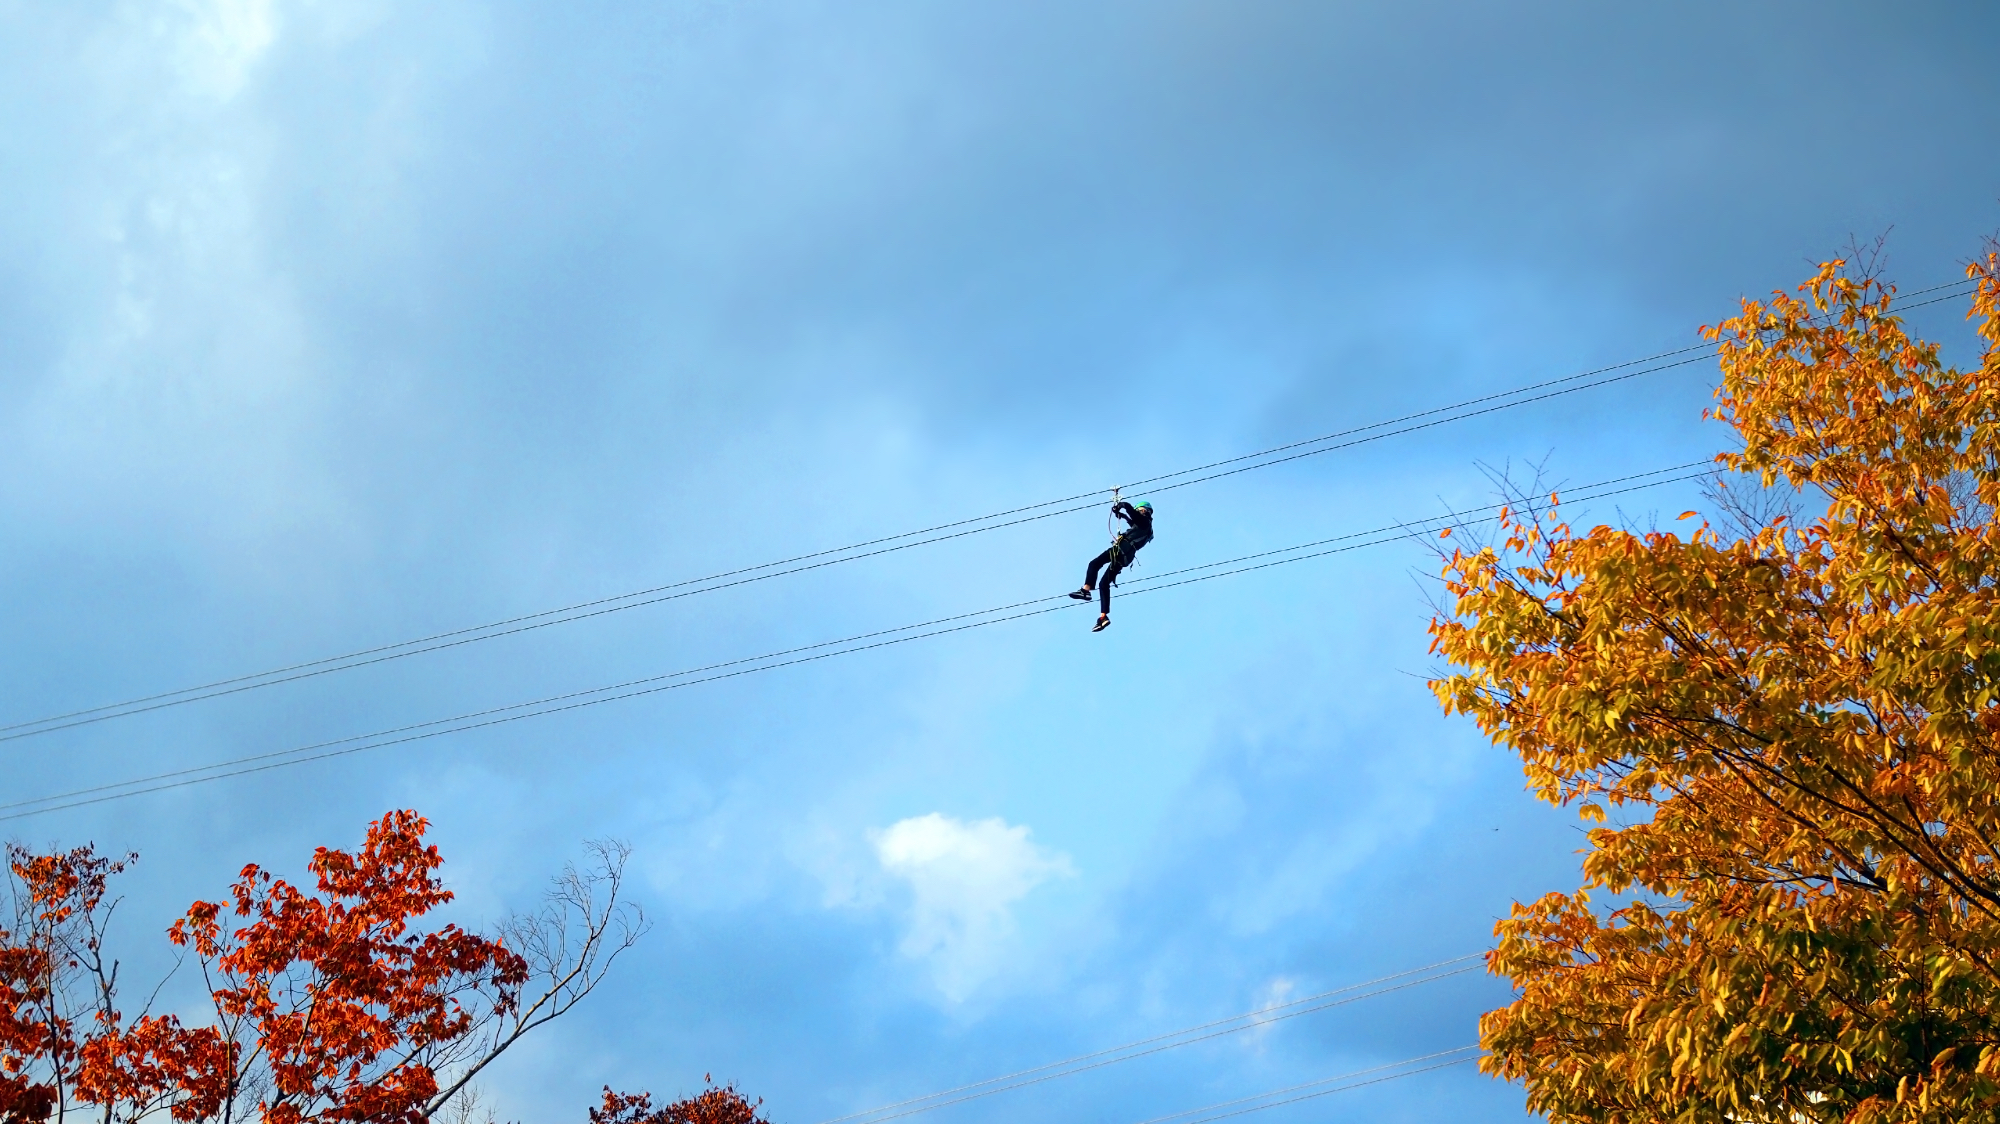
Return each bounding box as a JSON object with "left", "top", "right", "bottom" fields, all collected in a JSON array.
[{"left": 2, "top": 2, "right": 1998, "bottom": 1121}]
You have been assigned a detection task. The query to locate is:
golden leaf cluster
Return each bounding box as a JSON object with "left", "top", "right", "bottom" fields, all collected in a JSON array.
[{"left": 1431, "top": 248, "right": 2000, "bottom": 1123}]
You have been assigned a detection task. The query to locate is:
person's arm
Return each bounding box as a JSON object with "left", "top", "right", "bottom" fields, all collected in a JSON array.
[{"left": 1111, "top": 500, "right": 1135, "bottom": 523}]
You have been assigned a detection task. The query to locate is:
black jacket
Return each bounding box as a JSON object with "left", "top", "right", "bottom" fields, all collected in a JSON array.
[{"left": 1111, "top": 501, "right": 1154, "bottom": 553}]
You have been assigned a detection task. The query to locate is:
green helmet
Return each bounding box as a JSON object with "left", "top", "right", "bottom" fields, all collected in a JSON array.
[{"left": 1133, "top": 500, "right": 1153, "bottom": 514}]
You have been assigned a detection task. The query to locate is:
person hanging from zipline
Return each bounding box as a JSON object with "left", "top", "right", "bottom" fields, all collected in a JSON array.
[{"left": 1070, "top": 498, "right": 1153, "bottom": 632}]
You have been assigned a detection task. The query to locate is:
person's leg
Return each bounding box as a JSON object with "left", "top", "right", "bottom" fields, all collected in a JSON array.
[
  {"left": 1098, "top": 555, "right": 1125, "bottom": 615},
  {"left": 1084, "top": 548, "right": 1113, "bottom": 589}
]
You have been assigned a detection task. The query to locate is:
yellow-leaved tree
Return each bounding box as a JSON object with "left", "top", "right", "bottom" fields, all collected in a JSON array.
[{"left": 1430, "top": 245, "right": 2000, "bottom": 1124}]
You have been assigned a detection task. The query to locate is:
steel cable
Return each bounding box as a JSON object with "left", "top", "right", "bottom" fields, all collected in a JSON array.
[
  {"left": 2, "top": 275, "right": 1973, "bottom": 746},
  {"left": 1128, "top": 1050, "right": 1481, "bottom": 1124},
  {"left": 0, "top": 461, "right": 1710, "bottom": 821}
]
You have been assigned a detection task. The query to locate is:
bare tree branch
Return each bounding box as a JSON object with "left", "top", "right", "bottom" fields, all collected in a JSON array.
[{"left": 423, "top": 840, "right": 648, "bottom": 1119}]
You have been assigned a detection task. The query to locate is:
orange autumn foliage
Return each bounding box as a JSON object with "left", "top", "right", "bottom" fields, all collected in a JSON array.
[
  {"left": 0, "top": 810, "right": 642, "bottom": 1124},
  {"left": 590, "top": 1081, "right": 769, "bottom": 1124},
  {"left": 0, "top": 940, "right": 57, "bottom": 1124},
  {"left": 1, "top": 844, "right": 140, "bottom": 1121},
  {"left": 1431, "top": 247, "right": 2000, "bottom": 1123},
  {"left": 175, "top": 809, "right": 525, "bottom": 1124},
  {"left": 0, "top": 882, "right": 62, "bottom": 1123}
]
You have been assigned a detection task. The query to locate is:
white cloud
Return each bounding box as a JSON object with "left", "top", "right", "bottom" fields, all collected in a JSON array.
[
  {"left": 164, "top": 0, "right": 277, "bottom": 101},
  {"left": 0, "top": 0, "right": 380, "bottom": 584},
  {"left": 874, "top": 813, "right": 1074, "bottom": 1001},
  {"left": 1244, "top": 976, "right": 1296, "bottom": 1047}
]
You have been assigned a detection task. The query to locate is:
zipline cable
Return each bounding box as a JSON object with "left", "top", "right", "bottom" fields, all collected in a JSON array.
[
  {"left": 1, "top": 276, "right": 1974, "bottom": 747},
  {"left": 815, "top": 954, "right": 1484, "bottom": 1124},
  {"left": 0, "top": 349, "right": 1708, "bottom": 744},
  {"left": 0, "top": 461, "right": 1709, "bottom": 821},
  {"left": 1125, "top": 1048, "right": 1481, "bottom": 1124},
  {"left": 823, "top": 968, "right": 1482, "bottom": 1124},
  {"left": 0, "top": 281, "right": 1897, "bottom": 744},
  {"left": 1109, "top": 273, "right": 1976, "bottom": 500}
]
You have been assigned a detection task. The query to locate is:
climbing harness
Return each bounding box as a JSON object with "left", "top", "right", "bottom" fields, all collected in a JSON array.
[{"left": 1103, "top": 489, "right": 1146, "bottom": 583}]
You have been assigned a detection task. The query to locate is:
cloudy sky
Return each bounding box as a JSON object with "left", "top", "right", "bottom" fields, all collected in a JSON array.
[{"left": 2, "top": 2, "right": 1997, "bottom": 1121}]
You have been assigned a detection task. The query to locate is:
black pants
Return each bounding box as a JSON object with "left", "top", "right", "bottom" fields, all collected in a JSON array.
[{"left": 1085, "top": 546, "right": 1132, "bottom": 614}]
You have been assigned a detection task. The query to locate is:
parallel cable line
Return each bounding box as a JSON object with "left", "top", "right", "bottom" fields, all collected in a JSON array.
[
  {"left": 1128, "top": 1049, "right": 1482, "bottom": 1124},
  {"left": 1, "top": 276, "right": 1975, "bottom": 747},
  {"left": 815, "top": 955, "right": 1484, "bottom": 1124},
  {"left": 1119, "top": 273, "right": 1975, "bottom": 500},
  {"left": 1127, "top": 1046, "right": 1479, "bottom": 1124},
  {"left": 0, "top": 342, "right": 1741, "bottom": 743},
  {"left": 829, "top": 968, "right": 1481, "bottom": 1124},
  {"left": 0, "top": 462, "right": 1709, "bottom": 821},
  {"left": 0, "top": 351, "right": 1698, "bottom": 743}
]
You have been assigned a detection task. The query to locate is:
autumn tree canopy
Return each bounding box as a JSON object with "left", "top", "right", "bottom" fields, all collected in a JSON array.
[
  {"left": 589, "top": 1081, "right": 769, "bottom": 1124},
  {"left": 1431, "top": 247, "right": 2000, "bottom": 1124},
  {"left": 0, "top": 811, "right": 643, "bottom": 1124}
]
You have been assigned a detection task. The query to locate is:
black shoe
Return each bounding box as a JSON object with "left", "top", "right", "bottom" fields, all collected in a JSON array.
[
  {"left": 1069, "top": 588, "right": 1094, "bottom": 601},
  {"left": 1092, "top": 615, "right": 1110, "bottom": 632}
]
